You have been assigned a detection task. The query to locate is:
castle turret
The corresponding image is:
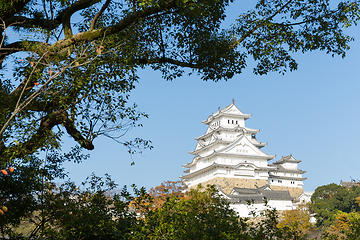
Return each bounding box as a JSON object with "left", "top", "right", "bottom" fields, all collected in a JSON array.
[
  {"left": 181, "top": 102, "right": 306, "bottom": 198},
  {"left": 181, "top": 102, "right": 276, "bottom": 194}
]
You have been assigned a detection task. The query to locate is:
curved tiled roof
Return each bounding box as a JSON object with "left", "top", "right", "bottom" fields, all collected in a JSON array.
[
  {"left": 273, "top": 154, "right": 301, "bottom": 164},
  {"left": 202, "top": 103, "right": 251, "bottom": 124},
  {"left": 269, "top": 165, "right": 306, "bottom": 174},
  {"left": 227, "top": 185, "right": 294, "bottom": 203},
  {"left": 268, "top": 175, "right": 307, "bottom": 181}
]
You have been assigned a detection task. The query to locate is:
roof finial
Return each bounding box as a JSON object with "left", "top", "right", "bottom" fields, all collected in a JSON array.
[
  {"left": 232, "top": 99, "right": 235, "bottom": 104},
  {"left": 218, "top": 107, "right": 220, "bottom": 111}
]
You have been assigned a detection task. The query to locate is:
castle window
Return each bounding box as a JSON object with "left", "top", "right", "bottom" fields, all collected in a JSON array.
[
  {"left": 232, "top": 120, "right": 234, "bottom": 124},
  {"left": 278, "top": 180, "right": 282, "bottom": 183},
  {"left": 236, "top": 120, "right": 238, "bottom": 124}
]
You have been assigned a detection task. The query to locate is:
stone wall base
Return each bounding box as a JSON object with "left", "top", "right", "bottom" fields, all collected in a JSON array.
[
  {"left": 188, "top": 177, "right": 304, "bottom": 198},
  {"left": 190, "top": 177, "right": 268, "bottom": 194},
  {"left": 269, "top": 185, "right": 303, "bottom": 198}
]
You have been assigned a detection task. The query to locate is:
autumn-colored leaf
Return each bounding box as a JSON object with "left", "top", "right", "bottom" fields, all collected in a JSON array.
[{"left": 2, "top": 206, "right": 8, "bottom": 212}]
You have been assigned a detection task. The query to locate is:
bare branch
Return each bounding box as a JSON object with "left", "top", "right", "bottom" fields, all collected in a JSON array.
[{"left": 90, "top": 0, "right": 111, "bottom": 31}]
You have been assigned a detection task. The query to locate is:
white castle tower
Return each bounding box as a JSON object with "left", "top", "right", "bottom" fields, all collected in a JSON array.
[{"left": 181, "top": 101, "right": 306, "bottom": 198}]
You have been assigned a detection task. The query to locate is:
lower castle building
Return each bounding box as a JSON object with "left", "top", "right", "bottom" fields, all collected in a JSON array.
[{"left": 180, "top": 101, "right": 307, "bottom": 216}]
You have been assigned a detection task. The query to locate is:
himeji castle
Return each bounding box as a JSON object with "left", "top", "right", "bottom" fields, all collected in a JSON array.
[{"left": 180, "top": 101, "right": 309, "bottom": 216}]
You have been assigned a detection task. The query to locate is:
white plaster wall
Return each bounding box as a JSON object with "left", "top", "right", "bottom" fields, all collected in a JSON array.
[
  {"left": 186, "top": 169, "right": 217, "bottom": 187},
  {"left": 297, "top": 191, "right": 313, "bottom": 204},
  {"left": 268, "top": 200, "right": 294, "bottom": 210},
  {"left": 230, "top": 200, "right": 294, "bottom": 217},
  {"left": 269, "top": 178, "right": 303, "bottom": 187},
  {"left": 222, "top": 116, "right": 245, "bottom": 127},
  {"left": 282, "top": 162, "right": 298, "bottom": 170},
  {"left": 230, "top": 203, "right": 264, "bottom": 217}
]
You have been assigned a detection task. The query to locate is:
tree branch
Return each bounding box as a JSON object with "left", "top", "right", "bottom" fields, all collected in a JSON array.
[
  {"left": 0, "top": 0, "right": 32, "bottom": 23},
  {"left": 90, "top": 0, "right": 111, "bottom": 31},
  {"left": 62, "top": 0, "right": 102, "bottom": 38},
  {"left": 0, "top": 41, "right": 50, "bottom": 69},
  {"left": 4, "top": 16, "right": 61, "bottom": 31},
  {"left": 231, "top": 0, "right": 295, "bottom": 48},
  {"left": 137, "top": 57, "right": 200, "bottom": 69},
  {"left": 51, "top": 0, "right": 178, "bottom": 51},
  {"left": 64, "top": 117, "right": 94, "bottom": 150},
  {"left": 2, "top": 109, "right": 94, "bottom": 160}
]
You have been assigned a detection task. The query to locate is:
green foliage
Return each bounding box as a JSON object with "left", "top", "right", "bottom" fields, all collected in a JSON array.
[
  {"left": 4, "top": 179, "right": 316, "bottom": 240},
  {"left": 1, "top": 0, "right": 359, "bottom": 167},
  {"left": 0, "top": 149, "right": 80, "bottom": 238},
  {"left": 135, "top": 185, "right": 248, "bottom": 239},
  {"left": 323, "top": 211, "right": 360, "bottom": 240},
  {"left": 0, "top": 1, "right": 360, "bottom": 237},
  {"left": 277, "top": 203, "right": 314, "bottom": 236},
  {"left": 310, "top": 183, "right": 360, "bottom": 227},
  {"left": 38, "top": 174, "right": 137, "bottom": 240},
  {"left": 132, "top": 185, "right": 309, "bottom": 240}
]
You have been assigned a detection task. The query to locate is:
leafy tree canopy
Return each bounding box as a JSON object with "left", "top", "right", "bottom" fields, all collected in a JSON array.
[
  {"left": 0, "top": 0, "right": 359, "bottom": 166},
  {"left": 323, "top": 211, "right": 360, "bottom": 240},
  {"left": 310, "top": 183, "right": 360, "bottom": 227},
  {"left": 277, "top": 203, "right": 314, "bottom": 235}
]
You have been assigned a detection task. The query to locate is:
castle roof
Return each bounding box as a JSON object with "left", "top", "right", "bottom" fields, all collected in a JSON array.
[
  {"left": 340, "top": 181, "right": 360, "bottom": 188},
  {"left": 202, "top": 102, "right": 251, "bottom": 125},
  {"left": 184, "top": 149, "right": 275, "bottom": 168},
  {"left": 273, "top": 155, "right": 301, "bottom": 164},
  {"left": 180, "top": 162, "right": 275, "bottom": 179},
  {"left": 269, "top": 165, "right": 306, "bottom": 174},
  {"left": 268, "top": 175, "right": 307, "bottom": 181},
  {"left": 226, "top": 185, "right": 294, "bottom": 203},
  {"left": 195, "top": 126, "right": 260, "bottom": 141},
  {"left": 190, "top": 133, "right": 274, "bottom": 157}
]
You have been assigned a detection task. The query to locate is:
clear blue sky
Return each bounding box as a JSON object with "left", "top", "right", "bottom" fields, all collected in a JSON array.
[{"left": 56, "top": 2, "right": 360, "bottom": 192}]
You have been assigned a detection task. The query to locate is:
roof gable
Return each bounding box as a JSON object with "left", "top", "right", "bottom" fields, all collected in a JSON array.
[
  {"left": 202, "top": 102, "right": 252, "bottom": 124},
  {"left": 273, "top": 154, "right": 301, "bottom": 164},
  {"left": 221, "top": 103, "right": 245, "bottom": 115},
  {"left": 219, "top": 135, "right": 270, "bottom": 157}
]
